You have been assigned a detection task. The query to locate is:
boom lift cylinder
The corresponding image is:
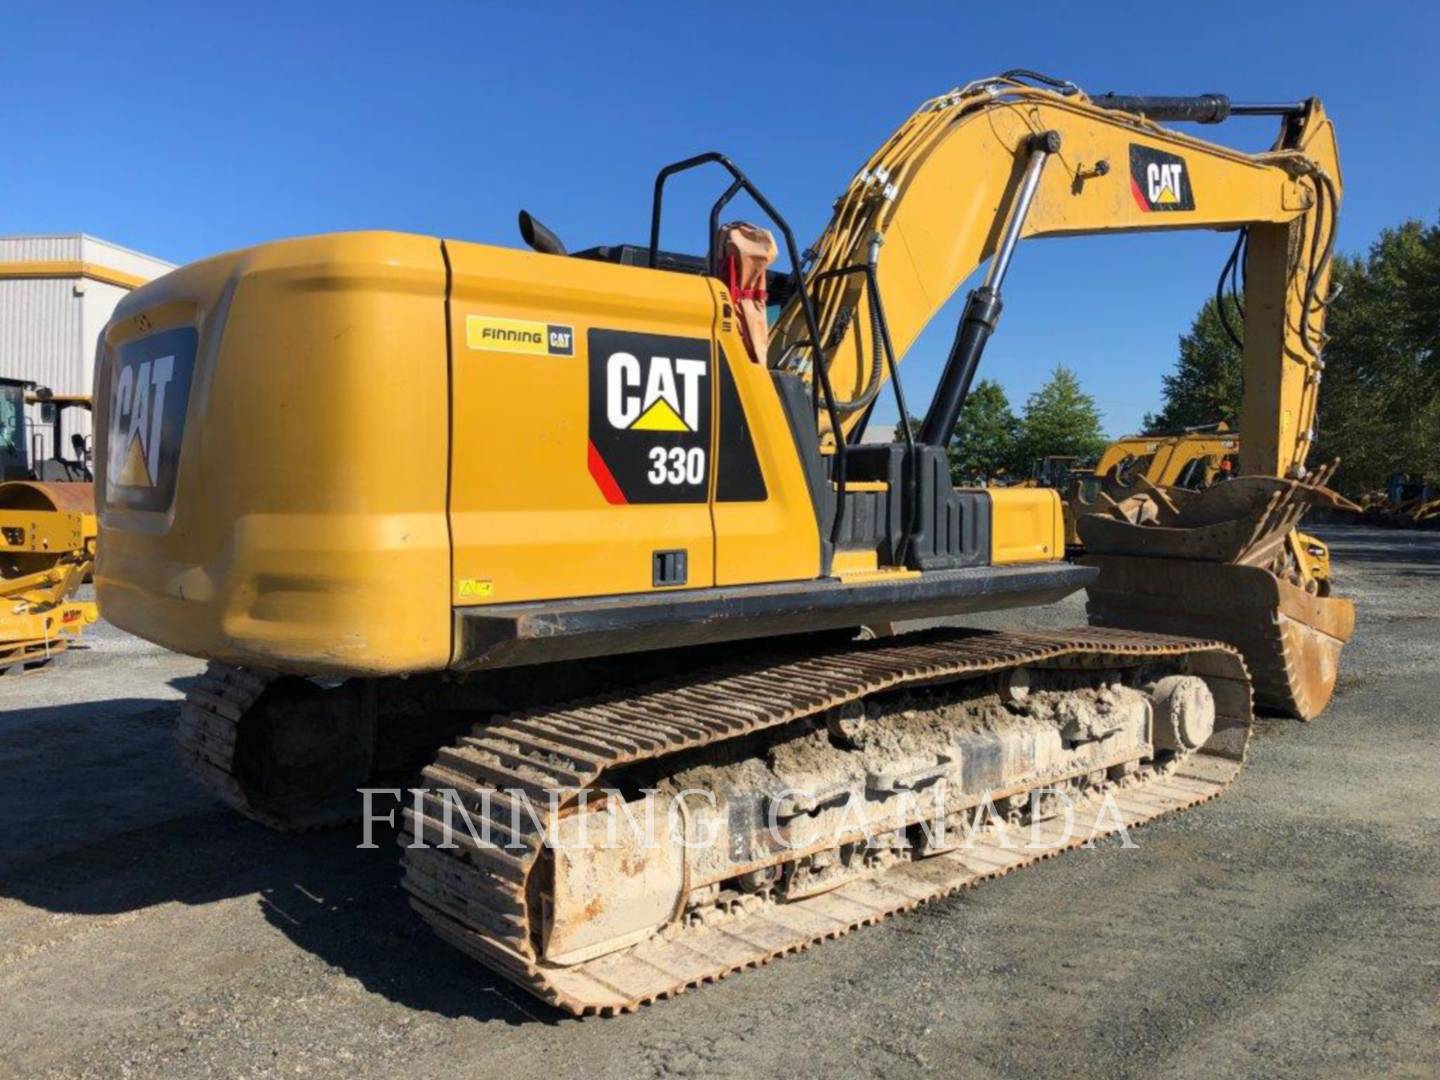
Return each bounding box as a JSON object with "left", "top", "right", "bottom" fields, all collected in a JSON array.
[{"left": 918, "top": 131, "right": 1058, "bottom": 447}]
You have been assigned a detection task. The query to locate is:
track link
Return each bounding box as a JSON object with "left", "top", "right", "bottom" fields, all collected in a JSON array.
[
  {"left": 177, "top": 662, "right": 361, "bottom": 832},
  {"left": 400, "top": 626, "right": 1252, "bottom": 1016}
]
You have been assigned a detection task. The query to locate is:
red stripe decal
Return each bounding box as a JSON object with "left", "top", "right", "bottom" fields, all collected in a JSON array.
[
  {"left": 587, "top": 440, "right": 628, "bottom": 505},
  {"left": 1130, "top": 176, "right": 1150, "bottom": 211}
]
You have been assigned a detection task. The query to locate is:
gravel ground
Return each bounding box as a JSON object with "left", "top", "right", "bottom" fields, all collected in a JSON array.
[{"left": 1, "top": 524, "right": 1437, "bottom": 1079}]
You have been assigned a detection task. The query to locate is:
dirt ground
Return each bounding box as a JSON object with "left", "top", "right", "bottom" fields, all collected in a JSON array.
[{"left": 2, "top": 524, "right": 1437, "bottom": 1079}]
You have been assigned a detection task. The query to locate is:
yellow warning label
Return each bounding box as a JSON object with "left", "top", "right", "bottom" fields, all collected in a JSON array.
[
  {"left": 466, "top": 315, "right": 574, "bottom": 357},
  {"left": 457, "top": 578, "right": 494, "bottom": 599},
  {"left": 631, "top": 397, "right": 690, "bottom": 432}
]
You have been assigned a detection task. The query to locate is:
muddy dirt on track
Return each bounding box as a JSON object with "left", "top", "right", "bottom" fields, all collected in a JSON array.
[{"left": 1, "top": 524, "right": 1437, "bottom": 1079}]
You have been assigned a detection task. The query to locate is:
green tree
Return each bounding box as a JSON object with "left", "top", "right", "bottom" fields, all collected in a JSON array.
[
  {"left": 1148, "top": 214, "right": 1440, "bottom": 497},
  {"left": 1017, "top": 366, "right": 1108, "bottom": 467},
  {"left": 1314, "top": 221, "right": 1440, "bottom": 494},
  {"left": 948, "top": 379, "right": 1022, "bottom": 484},
  {"left": 1142, "top": 296, "right": 1243, "bottom": 433}
]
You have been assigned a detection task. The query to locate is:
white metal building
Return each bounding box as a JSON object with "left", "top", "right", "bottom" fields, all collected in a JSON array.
[{"left": 0, "top": 234, "right": 174, "bottom": 465}]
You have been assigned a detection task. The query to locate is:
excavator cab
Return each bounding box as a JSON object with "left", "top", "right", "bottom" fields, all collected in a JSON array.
[{"left": 28, "top": 390, "right": 93, "bottom": 483}]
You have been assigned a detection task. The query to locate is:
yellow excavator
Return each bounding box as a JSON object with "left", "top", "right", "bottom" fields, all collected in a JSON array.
[
  {"left": 1362, "top": 473, "right": 1440, "bottom": 527},
  {"left": 96, "top": 72, "right": 1352, "bottom": 1014},
  {"left": 1095, "top": 427, "right": 1240, "bottom": 489}
]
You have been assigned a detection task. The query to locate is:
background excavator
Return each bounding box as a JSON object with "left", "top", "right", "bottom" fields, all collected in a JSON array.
[
  {"left": 95, "top": 72, "right": 1350, "bottom": 1014},
  {"left": 1095, "top": 427, "right": 1240, "bottom": 489},
  {"left": 1359, "top": 473, "right": 1440, "bottom": 528}
]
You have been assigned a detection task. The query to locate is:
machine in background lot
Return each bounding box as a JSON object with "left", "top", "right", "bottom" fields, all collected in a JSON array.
[
  {"left": 1095, "top": 427, "right": 1240, "bottom": 490},
  {"left": 96, "top": 72, "right": 1350, "bottom": 1013},
  {"left": 0, "top": 378, "right": 98, "bottom": 672},
  {"left": 1359, "top": 473, "right": 1440, "bottom": 528}
]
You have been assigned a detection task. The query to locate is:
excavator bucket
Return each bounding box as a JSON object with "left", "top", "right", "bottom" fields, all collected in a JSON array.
[
  {"left": 1083, "top": 557, "right": 1353, "bottom": 718},
  {"left": 1079, "top": 467, "right": 1357, "bottom": 720}
]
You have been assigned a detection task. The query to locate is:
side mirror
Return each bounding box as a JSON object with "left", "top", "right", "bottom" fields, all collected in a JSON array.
[{"left": 40, "top": 402, "right": 57, "bottom": 424}]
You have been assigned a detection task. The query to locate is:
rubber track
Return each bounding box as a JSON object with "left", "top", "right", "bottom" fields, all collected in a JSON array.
[{"left": 400, "top": 626, "right": 1252, "bottom": 1016}]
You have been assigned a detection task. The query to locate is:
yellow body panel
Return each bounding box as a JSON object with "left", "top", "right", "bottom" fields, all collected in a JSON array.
[
  {"left": 0, "top": 506, "right": 93, "bottom": 557},
  {"left": 709, "top": 318, "right": 821, "bottom": 588},
  {"left": 990, "top": 487, "right": 1064, "bottom": 565},
  {"left": 447, "top": 244, "right": 820, "bottom": 606},
  {"left": 94, "top": 233, "right": 828, "bottom": 676},
  {"left": 447, "top": 244, "right": 717, "bottom": 604},
  {"left": 95, "top": 233, "right": 455, "bottom": 676}
]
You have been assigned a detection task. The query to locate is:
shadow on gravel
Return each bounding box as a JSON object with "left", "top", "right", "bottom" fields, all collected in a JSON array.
[{"left": 0, "top": 697, "right": 562, "bottom": 1027}]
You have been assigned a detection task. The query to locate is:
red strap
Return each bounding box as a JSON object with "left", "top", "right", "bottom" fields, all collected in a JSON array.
[{"left": 725, "top": 256, "right": 767, "bottom": 302}]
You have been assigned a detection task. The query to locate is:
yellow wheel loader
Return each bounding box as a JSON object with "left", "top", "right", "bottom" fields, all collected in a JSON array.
[
  {"left": 0, "top": 378, "right": 98, "bottom": 672},
  {"left": 96, "top": 72, "right": 1352, "bottom": 1014}
]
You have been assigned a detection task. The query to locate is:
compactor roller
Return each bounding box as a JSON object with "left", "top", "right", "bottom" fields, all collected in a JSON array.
[{"left": 0, "top": 480, "right": 98, "bottom": 672}]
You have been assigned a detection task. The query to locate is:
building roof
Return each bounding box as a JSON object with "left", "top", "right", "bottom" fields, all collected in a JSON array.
[{"left": 0, "top": 233, "right": 174, "bottom": 288}]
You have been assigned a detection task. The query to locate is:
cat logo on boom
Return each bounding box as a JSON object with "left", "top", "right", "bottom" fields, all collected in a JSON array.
[{"left": 1128, "top": 144, "right": 1195, "bottom": 212}]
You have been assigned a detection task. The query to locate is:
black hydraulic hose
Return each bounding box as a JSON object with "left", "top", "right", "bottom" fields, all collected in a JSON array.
[
  {"left": 999, "top": 69, "right": 1079, "bottom": 95},
  {"left": 1216, "top": 229, "right": 1247, "bottom": 352},
  {"left": 1231, "top": 229, "right": 1247, "bottom": 319},
  {"left": 830, "top": 286, "right": 887, "bottom": 416},
  {"left": 1299, "top": 172, "right": 1339, "bottom": 356}
]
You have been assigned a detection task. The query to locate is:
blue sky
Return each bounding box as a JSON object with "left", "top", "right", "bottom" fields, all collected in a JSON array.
[{"left": 4, "top": 2, "right": 1435, "bottom": 435}]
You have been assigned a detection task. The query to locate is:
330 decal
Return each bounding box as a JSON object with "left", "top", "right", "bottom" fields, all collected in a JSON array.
[{"left": 587, "top": 329, "right": 711, "bottom": 504}]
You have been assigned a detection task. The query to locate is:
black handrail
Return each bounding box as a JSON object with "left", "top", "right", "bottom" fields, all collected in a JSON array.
[
  {"left": 647, "top": 151, "right": 849, "bottom": 555},
  {"left": 810, "top": 262, "right": 918, "bottom": 566},
  {"left": 705, "top": 177, "right": 744, "bottom": 274}
]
